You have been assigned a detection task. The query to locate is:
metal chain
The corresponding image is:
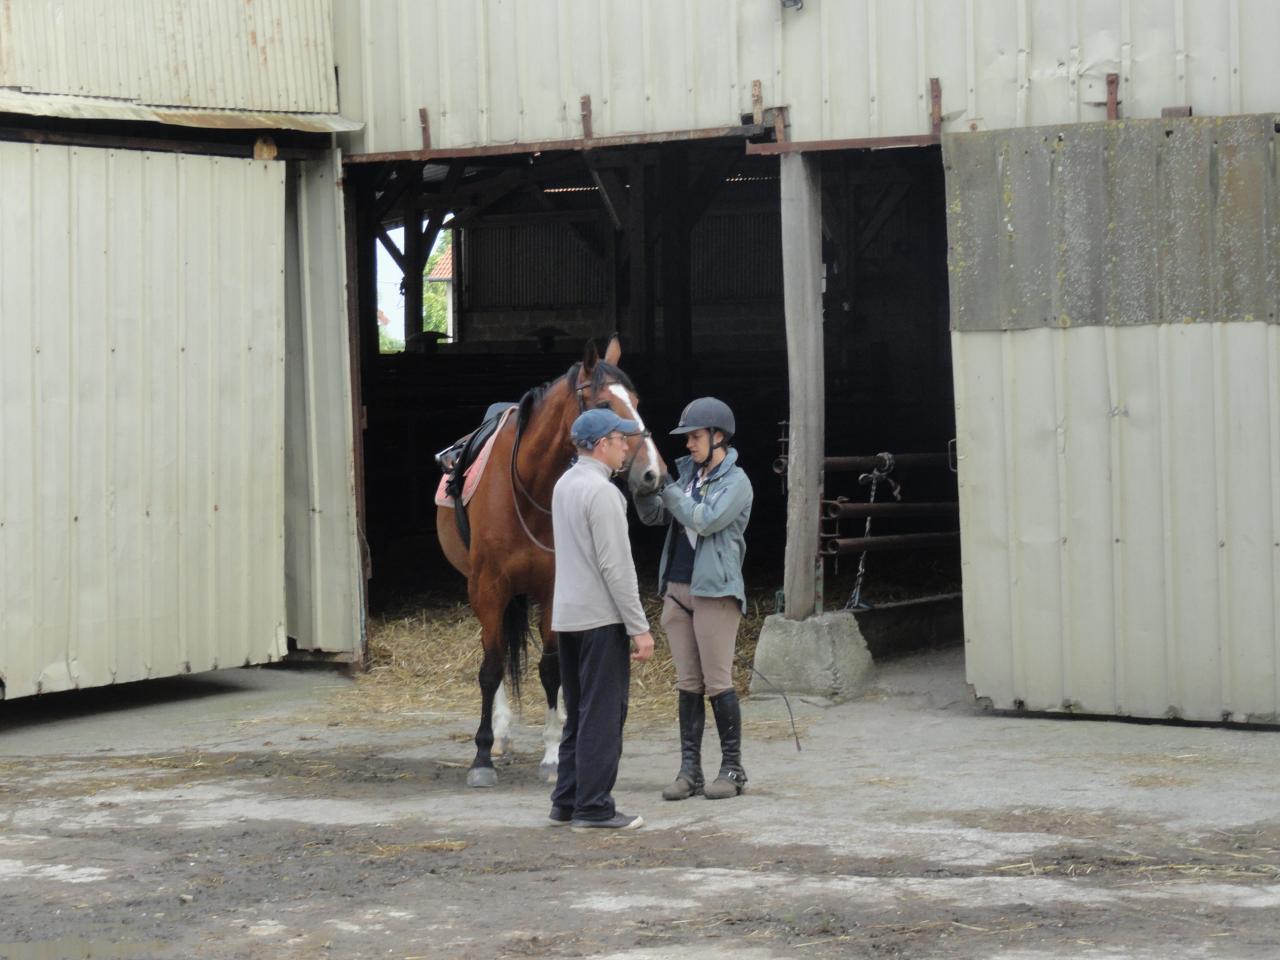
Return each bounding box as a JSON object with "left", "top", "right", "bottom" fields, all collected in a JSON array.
[{"left": 844, "top": 453, "right": 902, "bottom": 611}]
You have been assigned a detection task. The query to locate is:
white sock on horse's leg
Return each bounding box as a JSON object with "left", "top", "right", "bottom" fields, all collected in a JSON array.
[
  {"left": 492, "top": 681, "right": 513, "bottom": 757},
  {"left": 540, "top": 700, "right": 564, "bottom": 783}
]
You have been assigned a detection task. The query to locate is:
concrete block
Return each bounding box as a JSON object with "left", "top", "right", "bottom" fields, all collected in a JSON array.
[{"left": 749, "top": 612, "right": 873, "bottom": 700}]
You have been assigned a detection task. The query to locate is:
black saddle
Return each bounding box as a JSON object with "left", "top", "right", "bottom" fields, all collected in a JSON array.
[{"left": 435, "top": 403, "right": 513, "bottom": 547}]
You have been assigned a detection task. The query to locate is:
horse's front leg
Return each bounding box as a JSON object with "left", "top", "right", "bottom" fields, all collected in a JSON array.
[
  {"left": 467, "top": 605, "right": 506, "bottom": 788},
  {"left": 536, "top": 600, "right": 564, "bottom": 784}
]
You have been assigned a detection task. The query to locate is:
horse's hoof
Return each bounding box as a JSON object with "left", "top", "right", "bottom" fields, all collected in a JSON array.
[
  {"left": 491, "top": 737, "right": 512, "bottom": 758},
  {"left": 466, "top": 766, "right": 498, "bottom": 788},
  {"left": 539, "top": 762, "right": 558, "bottom": 784}
]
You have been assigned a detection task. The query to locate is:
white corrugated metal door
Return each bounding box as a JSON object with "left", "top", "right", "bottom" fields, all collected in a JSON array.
[
  {"left": 945, "top": 115, "right": 1280, "bottom": 724},
  {"left": 0, "top": 142, "right": 288, "bottom": 699}
]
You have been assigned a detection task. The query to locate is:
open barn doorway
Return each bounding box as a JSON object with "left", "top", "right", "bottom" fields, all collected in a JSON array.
[
  {"left": 805, "top": 144, "right": 960, "bottom": 653},
  {"left": 342, "top": 142, "right": 792, "bottom": 616},
  {"left": 341, "top": 139, "right": 958, "bottom": 661}
]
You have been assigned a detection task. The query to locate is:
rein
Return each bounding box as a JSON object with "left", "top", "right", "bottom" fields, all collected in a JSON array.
[{"left": 507, "top": 374, "right": 594, "bottom": 554}]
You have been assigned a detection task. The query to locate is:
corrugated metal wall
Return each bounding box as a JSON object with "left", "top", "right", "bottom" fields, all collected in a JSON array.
[
  {"left": 284, "top": 152, "right": 364, "bottom": 656},
  {"left": 0, "top": 142, "right": 288, "bottom": 699},
  {"left": 0, "top": 0, "right": 337, "bottom": 114},
  {"left": 333, "top": 0, "right": 1280, "bottom": 155},
  {"left": 947, "top": 117, "right": 1280, "bottom": 722}
]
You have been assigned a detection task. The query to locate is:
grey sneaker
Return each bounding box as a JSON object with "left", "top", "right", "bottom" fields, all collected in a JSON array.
[
  {"left": 570, "top": 813, "right": 644, "bottom": 831},
  {"left": 548, "top": 806, "right": 573, "bottom": 827}
]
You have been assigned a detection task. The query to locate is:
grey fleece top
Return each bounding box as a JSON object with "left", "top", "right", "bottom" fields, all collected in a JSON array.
[{"left": 550, "top": 457, "right": 650, "bottom": 637}]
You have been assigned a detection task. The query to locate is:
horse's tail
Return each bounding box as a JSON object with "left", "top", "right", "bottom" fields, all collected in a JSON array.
[{"left": 501, "top": 594, "right": 531, "bottom": 701}]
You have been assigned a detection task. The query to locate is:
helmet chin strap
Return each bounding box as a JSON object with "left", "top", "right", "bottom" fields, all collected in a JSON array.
[{"left": 695, "top": 433, "right": 729, "bottom": 471}]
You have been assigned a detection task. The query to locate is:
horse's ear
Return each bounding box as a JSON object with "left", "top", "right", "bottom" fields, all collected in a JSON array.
[
  {"left": 580, "top": 339, "right": 599, "bottom": 380},
  {"left": 603, "top": 334, "right": 622, "bottom": 366}
]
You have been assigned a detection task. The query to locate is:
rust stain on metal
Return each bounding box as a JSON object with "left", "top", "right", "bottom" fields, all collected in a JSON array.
[
  {"left": 343, "top": 123, "right": 766, "bottom": 164},
  {"left": 1106, "top": 72, "right": 1120, "bottom": 120},
  {"left": 419, "top": 107, "right": 431, "bottom": 150},
  {"left": 773, "top": 105, "right": 788, "bottom": 144},
  {"left": 930, "top": 77, "right": 943, "bottom": 135},
  {"left": 751, "top": 80, "right": 764, "bottom": 125},
  {"left": 579, "top": 94, "right": 593, "bottom": 140}
]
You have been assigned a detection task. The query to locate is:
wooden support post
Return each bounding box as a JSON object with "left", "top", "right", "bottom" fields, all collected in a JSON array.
[
  {"left": 625, "top": 160, "right": 655, "bottom": 355},
  {"left": 780, "top": 153, "right": 825, "bottom": 621},
  {"left": 659, "top": 144, "right": 692, "bottom": 399},
  {"left": 356, "top": 175, "right": 379, "bottom": 370},
  {"left": 343, "top": 166, "right": 373, "bottom": 594},
  {"left": 402, "top": 194, "right": 424, "bottom": 342}
]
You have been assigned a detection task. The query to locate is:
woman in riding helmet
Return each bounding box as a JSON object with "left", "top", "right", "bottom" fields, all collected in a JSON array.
[{"left": 634, "top": 397, "right": 753, "bottom": 800}]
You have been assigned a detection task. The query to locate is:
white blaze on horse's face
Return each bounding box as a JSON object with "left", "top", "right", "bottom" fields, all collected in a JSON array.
[{"left": 608, "top": 384, "right": 665, "bottom": 495}]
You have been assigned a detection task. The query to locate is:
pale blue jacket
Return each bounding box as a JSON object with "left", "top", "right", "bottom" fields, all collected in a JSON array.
[{"left": 634, "top": 448, "right": 753, "bottom": 614}]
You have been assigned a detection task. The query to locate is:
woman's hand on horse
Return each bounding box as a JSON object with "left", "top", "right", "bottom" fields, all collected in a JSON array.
[{"left": 631, "top": 631, "right": 655, "bottom": 662}]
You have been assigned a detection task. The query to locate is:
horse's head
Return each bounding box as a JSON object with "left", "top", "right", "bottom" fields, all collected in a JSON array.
[{"left": 572, "top": 336, "right": 666, "bottom": 496}]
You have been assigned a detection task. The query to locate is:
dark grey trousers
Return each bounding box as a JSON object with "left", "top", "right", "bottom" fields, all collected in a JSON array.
[{"left": 550, "top": 623, "right": 631, "bottom": 822}]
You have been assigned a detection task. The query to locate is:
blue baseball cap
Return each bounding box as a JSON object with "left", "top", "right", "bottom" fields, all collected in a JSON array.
[{"left": 570, "top": 408, "right": 641, "bottom": 445}]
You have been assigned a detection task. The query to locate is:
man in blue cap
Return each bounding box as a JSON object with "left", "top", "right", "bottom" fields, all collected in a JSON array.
[{"left": 548, "top": 407, "right": 655, "bottom": 830}]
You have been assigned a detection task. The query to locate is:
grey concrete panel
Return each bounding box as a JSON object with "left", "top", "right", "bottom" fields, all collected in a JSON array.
[
  {"left": 943, "top": 133, "right": 1002, "bottom": 333},
  {"left": 1105, "top": 122, "right": 1160, "bottom": 326},
  {"left": 1159, "top": 120, "right": 1215, "bottom": 325},
  {"left": 945, "top": 115, "right": 1280, "bottom": 331},
  {"left": 1213, "top": 115, "right": 1271, "bottom": 324},
  {"left": 1006, "top": 133, "right": 1054, "bottom": 329},
  {"left": 1053, "top": 124, "right": 1108, "bottom": 329}
]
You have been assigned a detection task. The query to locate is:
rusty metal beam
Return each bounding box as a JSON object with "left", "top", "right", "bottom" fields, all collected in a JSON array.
[
  {"left": 0, "top": 124, "right": 324, "bottom": 160},
  {"left": 749, "top": 133, "right": 939, "bottom": 156},
  {"left": 930, "top": 77, "right": 943, "bottom": 136},
  {"left": 343, "top": 123, "right": 767, "bottom": 164},
  {"left": 1106, "top": 73, "right": 1120, "bottom": 120}
]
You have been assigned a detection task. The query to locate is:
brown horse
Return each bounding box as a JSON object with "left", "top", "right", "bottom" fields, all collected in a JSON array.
[{"left": 436, "top": 337, "right": 665, "bottom": 787}]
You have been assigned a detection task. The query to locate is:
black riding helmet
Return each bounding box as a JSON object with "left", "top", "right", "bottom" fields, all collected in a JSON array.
[{"left": 670, "top": 397, "right": 735, "bottom": 444}]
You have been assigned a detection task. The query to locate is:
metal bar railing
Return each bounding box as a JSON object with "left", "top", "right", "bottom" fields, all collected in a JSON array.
[
  {"left": 819, "top": 531, "right": 960, "bottom": 556},
  {"left": 822, "top": 500, "right": 959, "bottom": 520},
  {"left": 774, "top": 451, "right": 950, "bottom": 476}
]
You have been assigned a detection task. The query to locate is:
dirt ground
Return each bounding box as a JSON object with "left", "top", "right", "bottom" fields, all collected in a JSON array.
[{"left": 2, "top": 647, "right": 1280, "bottom": 960}]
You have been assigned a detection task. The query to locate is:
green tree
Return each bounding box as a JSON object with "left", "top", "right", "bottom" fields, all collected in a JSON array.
[
  {"left": 378, "top": 326, "right": 404, "bottom": 353},
  {"left": 422, "top": 231, "right": 452, "bottom": 336}
]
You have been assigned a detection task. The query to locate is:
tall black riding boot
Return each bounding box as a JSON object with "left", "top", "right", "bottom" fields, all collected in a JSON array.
[
  {"left": 704, "top": 689, "right": 747, "bottom": 799},
  {"left": 661, "top": 690, "right": 705, "bottom": 800}
]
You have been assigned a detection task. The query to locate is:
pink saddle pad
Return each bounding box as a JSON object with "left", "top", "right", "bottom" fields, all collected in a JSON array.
[{"left": 434, "top": 406, "right": 516, "bottom": 508}]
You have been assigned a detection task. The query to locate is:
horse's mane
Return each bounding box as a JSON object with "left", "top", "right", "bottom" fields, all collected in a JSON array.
[{"left": 515, "top": 361, "right": 637, "bottom": 436}]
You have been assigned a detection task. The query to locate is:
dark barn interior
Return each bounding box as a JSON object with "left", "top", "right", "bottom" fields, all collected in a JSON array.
[{"left": 342, "top": 139, "right": 958, "bottom": 617}]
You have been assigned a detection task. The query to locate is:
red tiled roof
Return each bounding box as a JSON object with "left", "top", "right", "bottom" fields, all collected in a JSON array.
[{"left": 426, "top": 246, "right": 453, "bottom": 281}]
